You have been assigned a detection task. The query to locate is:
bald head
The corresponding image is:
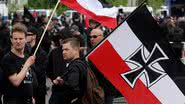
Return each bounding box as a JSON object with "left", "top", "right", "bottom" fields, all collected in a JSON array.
[
  {"left": 90, "top": 29, "right": 103, "bottom": 36},
  {"left": 90, "top": 29, "right": 104, "bottom": 47}
]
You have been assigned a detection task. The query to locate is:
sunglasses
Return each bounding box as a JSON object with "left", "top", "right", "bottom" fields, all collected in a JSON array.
[
  {"left": 27, "top": 33, "right": 34, "bottom": 36},
  {"left": 89, "top": 35, "right": 102, "bottom": 39}
]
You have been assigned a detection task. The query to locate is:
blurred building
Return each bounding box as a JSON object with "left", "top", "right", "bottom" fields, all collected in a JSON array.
[
  {"left": 170, "top": 0, "right": 185, "bottom": 17},
  {"left": 0, "top": 0, "right": 8, "bottom": 19},
  {"left": 0, "top": 0, "right": 7, "bottom": 4}
]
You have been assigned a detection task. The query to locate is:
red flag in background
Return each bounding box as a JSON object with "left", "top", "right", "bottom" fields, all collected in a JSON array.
[
  {"left": 61, "top": 0, "right": 118, "bottom": 28},
  {"left": 85, "top": 16, "right": 89, "bottom": 29}
]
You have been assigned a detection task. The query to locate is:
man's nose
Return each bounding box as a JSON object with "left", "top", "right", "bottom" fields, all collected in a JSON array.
[
  {"left": 16, "top": 39, "right": 21, "bottom": 43},
  {"left": 90, "top": 38, "right": 94, "bottom": 40}
]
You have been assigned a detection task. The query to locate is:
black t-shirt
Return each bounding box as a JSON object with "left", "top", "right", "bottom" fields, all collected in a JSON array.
[{"left": 1, "top": 51, "right": 35, "bottom": 98}]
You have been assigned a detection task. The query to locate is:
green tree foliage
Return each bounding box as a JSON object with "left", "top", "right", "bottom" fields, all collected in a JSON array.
[
  {"left": 28, "top": 0, "right": 48, "bottom": 8},
  {"left": 28, "top": 0, "right": 69, "bottom": 15},
  {"left": 8, "top": 3, "right": 19, "bottom": 13},
  {"left": 137, "top": 0, "right": 165, "bottom": 10},
  {"left": 147, "top": 0, "right": 164, "bottom": 10},
  {"left": 28, "top": 0, "right": 128, "bottom": 16},
  {"left": 106, "top": 0, "right": 128, "bottom": 6},
  {"left": 28, "top": 0, "right": 166, "bottom": 15}
]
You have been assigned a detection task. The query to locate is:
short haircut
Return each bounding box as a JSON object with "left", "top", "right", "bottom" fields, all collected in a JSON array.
[
  {"left": 11, "top": 23, "right": 27, "bottom": 38},
  {"left": 62, "top": 37, "right": 80, "bottom": 49}
]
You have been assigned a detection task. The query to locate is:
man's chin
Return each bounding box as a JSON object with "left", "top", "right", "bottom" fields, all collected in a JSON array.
[
  {"left": 92, "top": 44, "right": 97, "bottom": 47},
  {"left": 64, "top": 58, "right": 72, "bottom": 63},
  {"left": 15, "top": 48, "right": 24, "bottom": 51},
  {"left": 63, "top": 57, "right": 68, "bottom": 61}
]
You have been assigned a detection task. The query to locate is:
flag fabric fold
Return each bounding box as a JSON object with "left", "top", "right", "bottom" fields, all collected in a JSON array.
[
  {"left": 61, "top": 0, "right": 118, "bottom": 28},
  {"left": 87, "top": 4, "right": 185, "bottom": 104}
]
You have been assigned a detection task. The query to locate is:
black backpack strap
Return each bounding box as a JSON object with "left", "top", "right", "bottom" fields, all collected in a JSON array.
[
  {"left": 72, "top": 59, "right": 88, "bottom": 96},
  {"left": 61, "top": 59, "right": 86, "bottom": 77},
  {"left": 71, "top": 59, "right": 88, "bottom": 77}
]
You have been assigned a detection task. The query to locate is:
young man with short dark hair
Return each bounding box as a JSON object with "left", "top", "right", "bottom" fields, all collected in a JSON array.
[
  {"left": 53, "top": 38, "right": 87, "bottom": 104},
  {"left": 1, "top": 23, "right": 37, "bottom": 104}
]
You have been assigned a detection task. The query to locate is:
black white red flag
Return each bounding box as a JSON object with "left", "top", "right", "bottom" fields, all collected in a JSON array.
[{"left": 87, "top": 4, "right": 185, "bottom": 104}]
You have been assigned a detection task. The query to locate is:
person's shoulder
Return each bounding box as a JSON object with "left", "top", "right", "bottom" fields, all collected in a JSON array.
[
  {"left": 74, "top": 59, "right": 88, "bottom": 72},
  {"left": 72, "top": 59, "right": 86, "bottom": 65},
  {"left": 70, "top": 59, "right": 88, "bottom": 75},
  {"left": 69, "top": 59, "right": 86, "bottom": 68},
  {"left": 50, "top": 47, "right": 62, "bottom": 55},
  {"left": 1, "top": 52, "right": 15, "bottom": 68},
  {"left": 36, "top": 46, "right": 47, "bottom": 56},
  {"left": 2, "top": 51, "right": 13, "bottom": 61}
]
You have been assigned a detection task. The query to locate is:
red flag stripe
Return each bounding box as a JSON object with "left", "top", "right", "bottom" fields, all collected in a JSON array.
[
  {"left": 85, "top": 17, "right": 89, "bottom": 29},
  {"left": 88, "top": 40, "right": 161, "bottom": 104},
  {"left": 61, "top": 0, "right": 117, "bottom": 28}
]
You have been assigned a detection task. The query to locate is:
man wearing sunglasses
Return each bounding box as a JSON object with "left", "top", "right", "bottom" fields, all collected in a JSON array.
[
  {"left": 26, "top": 26, "right": 48, "bottom": 104},
  {"left": 89, "top": 29, "right": 104, "bottom": 47},
  {"left": 89, "top": 28, "right": 117, "bottom": 104}
]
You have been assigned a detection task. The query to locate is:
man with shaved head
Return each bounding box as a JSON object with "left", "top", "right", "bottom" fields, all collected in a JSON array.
[
  {"left": 89, "top": 29, "right": 104, "bottom": 47},
  {"left": 89, "top": 28, "right": 116, "bottom": 104}
]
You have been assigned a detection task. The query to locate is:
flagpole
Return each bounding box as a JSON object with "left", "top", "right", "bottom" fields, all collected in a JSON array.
[{"left": 33, "top": 0, "right": 60, "bottom": 56}]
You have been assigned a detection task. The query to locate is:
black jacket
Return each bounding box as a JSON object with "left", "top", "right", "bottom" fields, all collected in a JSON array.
[
  {"left": 61, "top": 59, "right": 87, "bottom": 103},
  {"left": 47, "top": 47, "right": 66, "bottom": 91}
]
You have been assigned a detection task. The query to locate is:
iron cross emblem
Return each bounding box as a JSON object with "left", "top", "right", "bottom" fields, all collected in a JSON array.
[{"left": 121, "top": 43, "right": 168, "bottom": 88}]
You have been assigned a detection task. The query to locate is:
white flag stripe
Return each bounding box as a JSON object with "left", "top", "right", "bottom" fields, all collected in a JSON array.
[
  {"left": 107, "top": 22, "right": 185, "bottom": 103},
  {"left": 77, "top": 0, "right": 118, "bottom": 18},
  {"left": 108, "top": 22, "right": 141, "bottom": 60},
  {"left": 150, "top": 76, "right": 185, "bottom": 104}
]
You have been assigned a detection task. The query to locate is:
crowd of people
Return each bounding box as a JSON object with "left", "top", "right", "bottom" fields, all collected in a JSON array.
[
  {"left": 0, "top": 8, "right": 185, "bottom": 104},
  {"left": 156, "top": 16, "right": 185, "bottom": 59},
  {"left": 0, "top": 10, "right": 119, "bottom": 104}
]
